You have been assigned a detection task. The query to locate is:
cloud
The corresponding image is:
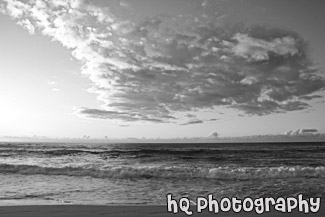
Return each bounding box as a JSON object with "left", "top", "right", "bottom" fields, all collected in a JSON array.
[
  {"left": 48, "top": 79, "right": 60, "bottom": 91},
  {"left": 48, "top": 81, "right": 56, "bottom": 86},
  {"left": 180, "top": 119, "right": 203, "bottom": 126},
  {"left": 285, "top": 128, "right": 319, "bottom": 136},
  {"left": 228, "top": 33, "right": 298, "bottom": 61},
  {"left": 75, "top": 107, "right": 169, "bottom": 123},
  {"left": 17, "top": 19, "right": 35, "bottom": 34},
  {"left": 185, "top": 113, "right": 197, "bottom": 118},
  {"left": 119, "top": 1, "right": 130, "bottom": 8},
  {"left": 2, "top": 0, "right": 324, "bottom": 123},
  {"left": 209, "top": 132, "right": 219, "bottom": 138}
]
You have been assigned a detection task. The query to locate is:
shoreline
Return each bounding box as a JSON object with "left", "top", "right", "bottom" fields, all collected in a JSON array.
[{"left": 0, "top": 204, "right": 323, "bottom": 217}]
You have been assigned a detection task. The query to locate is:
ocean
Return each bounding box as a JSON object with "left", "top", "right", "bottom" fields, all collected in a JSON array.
[{"left": 0, "top": 142, "right": 324, "bottom": 205}]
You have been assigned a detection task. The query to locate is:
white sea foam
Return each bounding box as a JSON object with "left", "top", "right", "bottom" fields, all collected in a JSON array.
[{"left": 1, "top": 163, "right": 324, "bottom": 180}]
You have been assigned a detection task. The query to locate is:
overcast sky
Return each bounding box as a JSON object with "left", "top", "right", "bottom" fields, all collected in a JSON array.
[{"left": 0, "top": 0, "right": 325, "bottom": 139}]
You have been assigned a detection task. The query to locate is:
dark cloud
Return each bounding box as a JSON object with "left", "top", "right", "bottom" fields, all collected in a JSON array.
[
  {"left": 180, "top": 119, "right": 204, "bottom": 126},
  {"left": 299, "top": 95, "right": 322, "bottom": 100},
  {"left": 209, "top": 132, "right": 219, "bottom": 138},
  {"left": 2, "top": 0, "right": 325, "bottom": 123},
  {"left": 76, "top": 108, "right": 168, "bottom": 123}
]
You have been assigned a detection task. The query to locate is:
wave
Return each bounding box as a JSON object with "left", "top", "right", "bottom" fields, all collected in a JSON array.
[
  {"left": 1, "top": 163, "right": 324, "bottom": 180},
  {"left": 1, "top": 147, "right": 320, "bottom": 158},
  {"left": 2, "top": 142, "right": 325, "bottom": 161}
]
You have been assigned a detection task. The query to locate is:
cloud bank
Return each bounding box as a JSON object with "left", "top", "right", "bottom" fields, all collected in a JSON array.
[{"left": 2, "top": 0, "right": 324, "bottom": 123}]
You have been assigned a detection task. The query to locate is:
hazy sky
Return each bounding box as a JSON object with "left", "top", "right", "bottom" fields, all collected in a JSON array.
[{"left": 0, "top": 0, "right": 325, "bottom": 139}]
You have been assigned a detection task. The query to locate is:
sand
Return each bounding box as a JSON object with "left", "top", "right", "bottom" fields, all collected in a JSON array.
[{"left": 0, "top": 205, "right": 324, "bottom": 217}]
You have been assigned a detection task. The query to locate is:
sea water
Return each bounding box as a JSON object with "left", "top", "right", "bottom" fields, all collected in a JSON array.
[{"left": 0, "top": 142, "right": 324, "bottom": 205}]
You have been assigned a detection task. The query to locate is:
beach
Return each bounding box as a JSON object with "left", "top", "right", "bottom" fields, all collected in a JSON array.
[{"left": 0, "top": 205, "right": 324, "bottom": 217}]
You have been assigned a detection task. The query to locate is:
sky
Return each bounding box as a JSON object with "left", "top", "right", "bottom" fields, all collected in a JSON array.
[{"left": 0, "top": 0, "right": 325, "bottom": 139}]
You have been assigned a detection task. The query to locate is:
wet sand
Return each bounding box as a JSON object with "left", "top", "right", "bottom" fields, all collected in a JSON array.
[{"left": 0, "top": 205, "right": 323, "bottom": 217}]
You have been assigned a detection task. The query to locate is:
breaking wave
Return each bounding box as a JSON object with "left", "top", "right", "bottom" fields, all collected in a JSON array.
[{"left": 1, "top": 163, "right": 324, "bottom": 180}]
